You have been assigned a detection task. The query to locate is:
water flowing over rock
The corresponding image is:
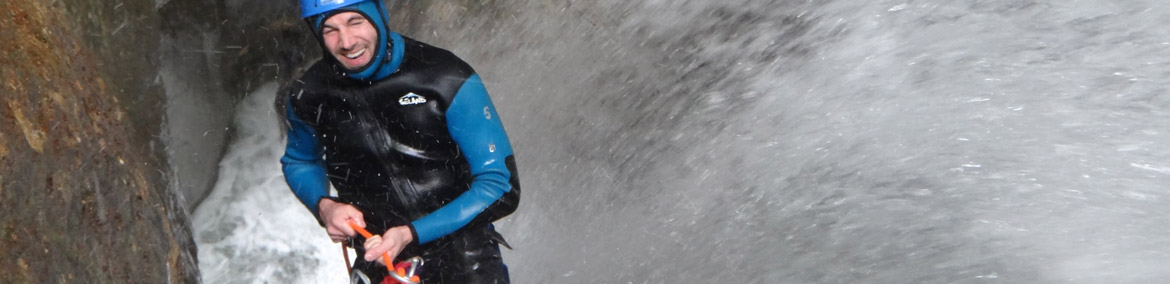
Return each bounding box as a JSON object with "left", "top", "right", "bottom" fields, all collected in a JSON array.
[
  {"left": 385, "top": 1, "right": 1170, "bottom": 283},
  {"left": 201, "top": 0, "right": 1170, "bottom": 283}
]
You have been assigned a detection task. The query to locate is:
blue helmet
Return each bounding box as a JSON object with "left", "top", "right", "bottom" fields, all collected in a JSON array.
[{"left": 299, "top": 0, "right": 394, "bottom": 81}]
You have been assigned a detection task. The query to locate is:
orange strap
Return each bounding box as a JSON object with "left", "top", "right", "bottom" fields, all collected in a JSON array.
[
  {"left": 347, "top": 221, "right": 395, "bottom": 274},
  {"left": 346, "top": 221, "right": 423, "bottom": 283}
]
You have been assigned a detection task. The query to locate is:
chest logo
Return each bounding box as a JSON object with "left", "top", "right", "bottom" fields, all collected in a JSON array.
[{"left": 399, "top": 93, "right": 428, "bottom": 105}]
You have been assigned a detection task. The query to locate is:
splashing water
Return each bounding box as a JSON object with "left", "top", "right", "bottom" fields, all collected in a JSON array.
[
  {"left": 195, "top": 0, "right": 1170, "bottom": 283},
  {"left": 192, "top": 83, "right": 347, "bottom": 284}
]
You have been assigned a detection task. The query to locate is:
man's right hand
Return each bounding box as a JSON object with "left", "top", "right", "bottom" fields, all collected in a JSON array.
[{"left": 318, "top": 198, "right": 365, "bottom": 243}]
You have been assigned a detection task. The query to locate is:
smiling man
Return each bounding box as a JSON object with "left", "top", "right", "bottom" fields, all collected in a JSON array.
[
  {"left": 320, "top": 12, "right": 376, "bottom": 70},
  {"left": 280, "top": 0, "right": 521, "bottom": 283}
]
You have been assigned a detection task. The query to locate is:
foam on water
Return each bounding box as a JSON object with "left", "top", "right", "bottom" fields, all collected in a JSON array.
[{"left": 192, "top": 83, "right": 347, "bottom": 284}]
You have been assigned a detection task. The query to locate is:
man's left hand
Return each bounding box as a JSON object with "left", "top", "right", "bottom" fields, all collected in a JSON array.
[{"left": 362, "top": 225, "right": 414, "bottom": 265}]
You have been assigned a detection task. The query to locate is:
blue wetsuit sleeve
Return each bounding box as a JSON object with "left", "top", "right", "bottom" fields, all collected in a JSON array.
[
  {"left": 411, "top": 74, "right": 519, "bottom": 244},
  {"left": 280, "top": 99, "right": 331, "bottom": 218}
]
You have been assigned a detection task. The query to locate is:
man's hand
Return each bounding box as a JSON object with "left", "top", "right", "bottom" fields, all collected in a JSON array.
[
  {"left": 362, "top": 226, "right": 414, "bottom": 266},
  {"left": 318, "top": 198, "right": 364, "bottom": 243}
]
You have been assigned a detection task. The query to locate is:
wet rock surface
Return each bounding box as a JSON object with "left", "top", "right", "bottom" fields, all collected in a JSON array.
[
  {"left": 1, "top": 0, "right": 317, "bottom": 281},
  {"left": 157, "top": 0, "right": 315, "bottom": 209},
  {"left": 1, "top": 0, "right": 197, "bottom": 282}
]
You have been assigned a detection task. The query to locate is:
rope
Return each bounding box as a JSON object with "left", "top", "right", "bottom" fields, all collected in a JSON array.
[
  {"left": 345, "top": 221, "right": 423, "bottom": 284},
  {"left": 343, "top": 243, "right": 353, "bottom": 274},
  {"left": 347, "top": 221, "right": 396, "bottom": 274}
]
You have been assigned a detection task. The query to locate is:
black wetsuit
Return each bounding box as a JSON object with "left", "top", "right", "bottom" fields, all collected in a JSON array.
[{"left": 281, "top": 32, "right": 519, "bottom": 283}]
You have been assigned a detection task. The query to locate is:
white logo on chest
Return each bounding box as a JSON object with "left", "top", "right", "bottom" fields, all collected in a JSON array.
[{"left": 398, "top": 93, "right": 428, "bottom": 105}]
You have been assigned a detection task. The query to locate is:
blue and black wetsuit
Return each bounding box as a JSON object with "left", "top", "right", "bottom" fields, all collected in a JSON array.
[{"left": 280, "top": 32, "right": 519, "bottom": 283}]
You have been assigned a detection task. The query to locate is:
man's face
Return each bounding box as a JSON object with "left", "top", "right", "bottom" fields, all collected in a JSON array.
[{"left": 321, "top": 11, "right": 378, "bottom": 70}]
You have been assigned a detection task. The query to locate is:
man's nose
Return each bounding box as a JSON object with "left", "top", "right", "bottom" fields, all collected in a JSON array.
[{"left": 338, "top": 29, "right": 356, "bottom": 49}]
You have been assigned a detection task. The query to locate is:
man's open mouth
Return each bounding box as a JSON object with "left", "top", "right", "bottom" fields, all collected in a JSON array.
[{"left": 345, "top": 48, "right": 366, "bottom": 59}]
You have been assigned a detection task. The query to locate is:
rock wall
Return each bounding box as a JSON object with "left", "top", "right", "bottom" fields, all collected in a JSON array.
[
  {"left": 1, "top": 0, "right": 320, "bottom": 281},
  {"left": 159, "top": 0, "right": 316, "bottom": 209},
  {"left": 1, "top": 0, "right": 199, "bottom": 282}
]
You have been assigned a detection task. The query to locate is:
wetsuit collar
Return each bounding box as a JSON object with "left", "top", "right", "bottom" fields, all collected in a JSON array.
[{"left": 371, "top": 31, "right": 406, "bottom": 81}]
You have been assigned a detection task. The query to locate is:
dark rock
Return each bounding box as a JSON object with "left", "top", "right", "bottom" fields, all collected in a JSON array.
[{"left": 1, "top": 0, "right": 199, "bottom": 282}]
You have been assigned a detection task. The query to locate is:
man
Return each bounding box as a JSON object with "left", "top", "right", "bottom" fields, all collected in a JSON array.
[{"left": 280, "top": 0, "right": 520, "bottom": 283}]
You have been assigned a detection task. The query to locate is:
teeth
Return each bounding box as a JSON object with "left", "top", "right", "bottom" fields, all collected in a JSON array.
[{"left": 345, "top": 48, "right": 366, "bottom": 59}]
